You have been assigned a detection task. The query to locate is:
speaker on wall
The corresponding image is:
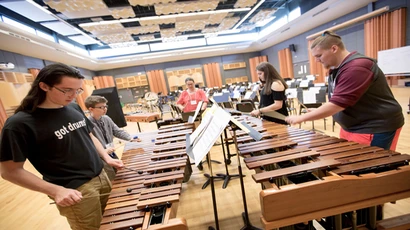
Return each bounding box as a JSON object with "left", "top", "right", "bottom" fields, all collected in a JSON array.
[
  {"left": 92, "top": 87, "right": 127, "bottom": 128},
  {"left": 289, "top": 44, "right": 296, "bottom": 52}
]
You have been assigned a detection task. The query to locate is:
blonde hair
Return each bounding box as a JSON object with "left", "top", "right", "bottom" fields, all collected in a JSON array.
[{"left": 311, "top": 31, "right": 345, "bottom": 50}]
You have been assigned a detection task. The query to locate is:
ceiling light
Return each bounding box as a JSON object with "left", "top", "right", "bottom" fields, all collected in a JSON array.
[
  {"left": 26, "top": 0, "right": 52, "bottom": 15},
  {"left": 183, "top": 48, "right": 225, "bottom": 55},
  {"left": 162, "top": 36, "right": 188, "bottom": 43},
  {"left": 142, "top": 54, "right": 172, "bottom": 59},
  {"left": 207, "top": 33, "right": 257, "bottom": 45},
  {"left": 109, "top": 41, "right": 139, "bottom": 48},
  {"left": 233, "top": 0, "right": 266, "bottom": 30}
]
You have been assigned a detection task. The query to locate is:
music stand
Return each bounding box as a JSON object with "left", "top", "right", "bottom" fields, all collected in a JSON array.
[
  {"left": 186, "top": 106, "right": 232, "bottom": 230},
  {"left": 229, "top": 117, "right": 262, "bottom": 230},
  {"left": 297, "top": 87, "right": 327, "bottom": 131},
  {"left": 202, "top": 128, "right": 243, "bottom": 189}
]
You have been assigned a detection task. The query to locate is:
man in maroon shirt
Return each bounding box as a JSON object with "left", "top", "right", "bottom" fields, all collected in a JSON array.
[{"left": 286, "top": 31, "right": 404, "bottom": 150}]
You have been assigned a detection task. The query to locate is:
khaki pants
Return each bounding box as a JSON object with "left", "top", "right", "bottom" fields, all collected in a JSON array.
[{"left": 56, "top": 170, "right": 112, "bottom": 230}]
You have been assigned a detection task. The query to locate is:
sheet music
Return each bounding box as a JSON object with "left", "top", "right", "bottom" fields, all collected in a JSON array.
[
  {"left": 191, "top": 107, "right": 231, "bottom": 166},
  {"left": 252, "top": 84, "right": 259, "bottom": 92},
  {"left": 232, "top": 90, "right": 241, "bottom": 99},
  {"left": 189, "top": 106, "right": 214, "bottom": 145},
  {"left": 188, "top": 101, "right": 203, "bottom": 123},
  {"left": 285, "top": 88, "right": 297, "bottom": 98},
  {"left": 306, "top": 75, "right": 316, "bottom": 81},
  {"left": 303, "top": 91, "right": 317, "bottom": 104},
  {"left": 243, "top": 91, "right": 256, "bottom": 100},
  {"left": 308, "top": 87, "right": 321, "bottom": 94},
  {"left": 299, "top": 80, "right": 309, "bottom": 88}
]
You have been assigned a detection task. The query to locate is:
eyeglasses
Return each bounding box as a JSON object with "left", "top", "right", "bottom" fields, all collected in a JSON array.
[
  {"left": 94, "top": 105, "right": 108, "bottom": 110},
  {"left": 53, "top": 86, "right": 84, "bottom": 96}
]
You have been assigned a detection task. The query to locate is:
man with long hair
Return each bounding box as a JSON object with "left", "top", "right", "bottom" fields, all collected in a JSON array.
[{"left": 0, "top": 63, "right": 123, "bottom": 229}]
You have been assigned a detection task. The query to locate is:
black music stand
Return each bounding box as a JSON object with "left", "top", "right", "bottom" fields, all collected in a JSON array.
[
  {"left": 186, "top": 107, "right": 232, "bottom": 230},
  {"left": 229, "top": 119, "right": 262, "bottom": 230},
  {"left": 202, "top": 132, "right": 243, "bottom": 189},
  {"left": 206, "top": 148, "right": 220, "bottom": 230}
]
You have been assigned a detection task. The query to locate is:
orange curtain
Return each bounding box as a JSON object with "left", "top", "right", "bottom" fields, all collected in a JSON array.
[
  {"left": 278, "top": 48, "right": 294, "bottom": 79},
  {"left": 93, "top": 76, "right": 115, "bottom": 89},
  {"left": 308, "top": 40, "right": 328, "bottom": 83},
  {"left": 203, "top": 63, "right": 222, "bottom": 87},
  {"left": 28, "top": 68, "right": 40, "bottom": 79},
  {"left": 147, "top": 70, "right": 168, "bottom": 95},
  {"left": 0, "top": 99, "right": 7, "bottom": 134},
  {"left": 364, "top": 8, "right": 406, "bottom": 86},
  {"left": 249, "top": 56, "right": 268, "bottom": 82},
  {"left": 364, "top": 8, "right": 406, "bottom": 58}
]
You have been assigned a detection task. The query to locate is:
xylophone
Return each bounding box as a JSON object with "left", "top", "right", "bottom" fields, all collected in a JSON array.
[
  {"left": 100, "top": 123, "right": 194, "bottom": 230},
  {"left": 125, "top": 113, "right": 161, "bottom": 132},
  {"left": 231, "top": 115, "right": 410, "bottom": 230}
]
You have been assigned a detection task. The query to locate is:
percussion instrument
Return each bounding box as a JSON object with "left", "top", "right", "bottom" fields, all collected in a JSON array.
[
  {"left": 231, "top": 115, "right": 410, "bottom": 230},
  {"left": 100, "top": 123, "right": 192, "bottom": 230},
  {"left": 125, "top": 113, "right": 161, "bottom": 132}
]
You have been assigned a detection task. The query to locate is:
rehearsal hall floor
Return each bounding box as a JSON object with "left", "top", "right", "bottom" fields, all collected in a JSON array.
[{"left": 0, "top": 87, "right": 409, "bottom": 230}]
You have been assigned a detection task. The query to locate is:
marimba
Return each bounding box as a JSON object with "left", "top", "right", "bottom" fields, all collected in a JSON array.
[
  {"left": 231, "top": 115, "right": 410, "bottom": 230},
  {"left": 100, "top": 123, "right": 193, "bottom": 230},
  {"left": 125, "top": 113, "right": 161, "bottom": 132}
]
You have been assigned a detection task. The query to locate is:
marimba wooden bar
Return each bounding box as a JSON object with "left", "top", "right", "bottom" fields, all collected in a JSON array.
[{"left": 231, "top": 115, "right": 410, "bottom": 230}]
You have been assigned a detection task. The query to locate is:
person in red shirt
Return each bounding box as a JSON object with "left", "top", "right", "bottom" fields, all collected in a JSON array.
[
  {"left": 176, "top": 77, "right": 208, "bottom": 112},
  {"left": 285, "top": 31, "right": 404, "bottom": 151}
]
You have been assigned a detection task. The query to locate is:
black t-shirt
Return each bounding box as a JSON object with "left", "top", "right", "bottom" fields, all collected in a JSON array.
[
  {"left": 0, "top": 103, "right": 103, "bottom": 189},
  {"left": 260, "top": 88, "right": 289, "bottom": 125}
]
